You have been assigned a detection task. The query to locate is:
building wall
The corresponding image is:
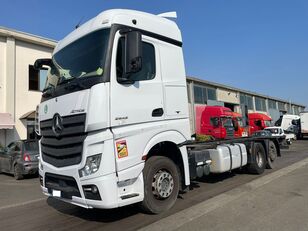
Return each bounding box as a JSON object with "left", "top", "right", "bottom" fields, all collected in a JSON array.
[
  {"left": 13, "top": 41, "right": 53, "bottom": 141},
  {"left": 0, "top": 36, "right": 6, "bottom": 112},
  {"left": 217, "top": 88, "right": 239, "bottom": 104},
  {"left": 0, "top": 36, "right": 53, "bottom": 145}
]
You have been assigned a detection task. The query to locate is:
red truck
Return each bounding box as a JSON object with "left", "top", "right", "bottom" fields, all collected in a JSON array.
[
  {"left": 248, "top": 113, "right": 272, "bottom": 135},
  {"left": 195, "top": 106, "right": 234, "bottom": 139},
  {"left": 232, "top": 112, "right": 249, "bottom": 137}
]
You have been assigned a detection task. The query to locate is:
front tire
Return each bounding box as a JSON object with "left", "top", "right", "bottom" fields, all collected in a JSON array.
[
  {"left": 140, "top": 156, "right": 180, "bottom": 214},
  {"left": 247, "top": 143, "right": 266, "bottom": 175}
]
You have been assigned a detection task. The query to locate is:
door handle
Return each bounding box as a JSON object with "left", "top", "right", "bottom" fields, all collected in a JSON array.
[{"left": 152, "top": 108, "right": 164, "bottom": 117}]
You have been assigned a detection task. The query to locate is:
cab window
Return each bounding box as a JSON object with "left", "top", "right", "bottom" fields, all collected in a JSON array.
[{"left": 116, "top": 37, "right": 156, "bottom": 81}]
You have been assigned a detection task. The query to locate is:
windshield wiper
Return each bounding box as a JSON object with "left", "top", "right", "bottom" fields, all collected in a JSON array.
[
  {"left": 42, "top": 85, "right": 55, "bottom": 98},
  {"left": 64, "top": 78, "right": 86, "bottom": 91}
]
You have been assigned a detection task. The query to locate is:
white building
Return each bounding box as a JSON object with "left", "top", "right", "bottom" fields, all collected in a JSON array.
[{"left": 0, "top": 27, "right": 56, "bottom": 146}]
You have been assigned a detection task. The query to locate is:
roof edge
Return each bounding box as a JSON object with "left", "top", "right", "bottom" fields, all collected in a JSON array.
[
  {"left": 187, "top": 76, "right": 306, "bottom": 108},
  {"left": 0, "top": 26, "right": 57, "bottom": 48}
]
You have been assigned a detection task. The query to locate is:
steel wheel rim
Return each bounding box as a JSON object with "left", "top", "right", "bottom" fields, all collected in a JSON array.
[
  {"left": 256, "top": 151, "right": 264, "bottom": 168},
  {"left": 152, "top": 170, "right": 174, "bottom": 199}
]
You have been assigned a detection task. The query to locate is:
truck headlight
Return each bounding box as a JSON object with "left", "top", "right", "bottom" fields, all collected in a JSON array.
[{"left": 79, "top": 154, "right": 102, "bottom": 177}]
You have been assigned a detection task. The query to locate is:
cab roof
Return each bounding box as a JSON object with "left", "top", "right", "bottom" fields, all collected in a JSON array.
[
  {"left": 203, "top": 106, "right": 233, "bottom": 116},
  {"left": 54, "top": 9, "right": 182, "bottom": 54},
  {"left": 232, "top": 112, "right": 242, "bottom": 118},
  {"left": 249, "top": 113, "right": 272, "bottom": 121}
]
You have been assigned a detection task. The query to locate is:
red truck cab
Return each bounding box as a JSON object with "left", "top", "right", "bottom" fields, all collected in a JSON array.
[
  {"left": 248, "top": 113, "right": 272, "bottom": 135},
  {"left": 232, "top": 112, "right": 249, "bottom": 137},
  {"left": 195, "top": 106, "right": 235, "bottom": 139}
]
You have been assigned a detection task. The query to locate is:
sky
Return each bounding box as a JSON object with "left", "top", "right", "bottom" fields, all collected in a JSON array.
[{"left": 1, "top": 0, "right": 308, "bottom": 108}]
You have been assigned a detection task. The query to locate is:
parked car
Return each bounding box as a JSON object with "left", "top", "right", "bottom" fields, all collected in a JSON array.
[
  {"left": 264, "top": 126, "right": 295, "bottom": 144},
  {"left": 0, "top": 140, "right": 39, "bottom": 180}
]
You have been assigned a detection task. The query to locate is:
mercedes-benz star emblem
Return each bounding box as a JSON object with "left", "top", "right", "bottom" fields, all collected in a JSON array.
[{"left": 52, "top": 113, "right": 63, "bottom": 137}]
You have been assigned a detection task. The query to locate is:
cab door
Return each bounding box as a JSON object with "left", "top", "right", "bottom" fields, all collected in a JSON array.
[
  {"left": 109, "top": 31, "right": 164, "bottom": 171},
  {"left": 110, "top": 32, "right": 163, "bottom": 128}
]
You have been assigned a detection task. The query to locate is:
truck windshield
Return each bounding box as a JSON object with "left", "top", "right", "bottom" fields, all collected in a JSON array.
[
  {"left": 24, "top": 141, "right": 39, "bottom": 151},
  {"left": 275, "top": 117, "right": 282, "bottom": 126},
  {"left": 264, "top": 120, "right": 272, "bottom": 127},
  {"left": 236, "top": 117, "right": 244, "bottom": 127},
  {"left": 221, "top": 117, "right": 233, "bottom": 127},
  {"left": 43, "top": 29, "right": 110, "bottom": 91}
]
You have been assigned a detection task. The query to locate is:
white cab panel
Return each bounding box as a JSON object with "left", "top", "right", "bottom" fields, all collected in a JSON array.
[
  {"left": 39, "top": 89, "right": 90, "bottom": 121},
  {"left": 164, "top": 85, "right": 189, "bottom": 118},
  {"left": 86, "top": 83, "right": 110, "bottom": 132}
]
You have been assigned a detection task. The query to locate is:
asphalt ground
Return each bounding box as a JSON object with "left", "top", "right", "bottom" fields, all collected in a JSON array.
[{"left": 0, "top": 139, "right": 307, "bottom": 231}]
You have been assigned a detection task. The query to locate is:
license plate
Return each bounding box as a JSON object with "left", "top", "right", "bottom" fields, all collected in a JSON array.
[{"left": 52, "top": 190, "right": 61, "bottom": 197}]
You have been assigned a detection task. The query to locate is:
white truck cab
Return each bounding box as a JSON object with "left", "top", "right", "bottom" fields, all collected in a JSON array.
[
  {"left": 36, "top": 9, "right": 191, "bottom": 212},
  {"left": 35, "top": 9, "right": 279, "bottom": 214}
]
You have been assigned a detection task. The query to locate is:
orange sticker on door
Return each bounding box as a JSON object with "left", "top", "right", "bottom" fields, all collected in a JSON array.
[{"left": 116, "top": 140, "right": 128, "bottom": 158}]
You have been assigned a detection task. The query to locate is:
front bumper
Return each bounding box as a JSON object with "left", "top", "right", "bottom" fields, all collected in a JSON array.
[
  {"left": 41, "top": 172, "right": 118, "bottom": 209},
  {"left": 39, "top": 129, "right": 144, "bottom": 209},
  {"left": 40, "top": 169, "right": 144, "bottom": 209}
]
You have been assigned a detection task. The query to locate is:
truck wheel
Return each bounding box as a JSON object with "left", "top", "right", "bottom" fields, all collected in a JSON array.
[
  {"left": 266, "top": 141, "right": 277, "bottom": 169},
  {"left": 14, "top": 164, "right": 23, "bottom": 180},
  {"left": 140, "top": 156, "right": 180, "bottom": 214},
  {"left": 247, "top": 143, "right": 266, "bottom": 175}
]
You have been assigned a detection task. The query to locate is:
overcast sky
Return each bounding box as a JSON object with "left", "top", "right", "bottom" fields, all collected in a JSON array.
[{"left": 1, "top": 0, "right": 307, "bottom": 108}]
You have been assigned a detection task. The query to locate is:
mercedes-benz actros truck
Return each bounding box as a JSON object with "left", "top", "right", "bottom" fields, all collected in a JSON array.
[{"left": 35, "top": 9, "right": 280, "bottom": 214}]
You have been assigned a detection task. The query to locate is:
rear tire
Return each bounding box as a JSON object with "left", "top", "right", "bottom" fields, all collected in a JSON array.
[
  {"left": 14, "top": 164, "right": 23, "bottom": 180},
  {"left": 140, "top": 156, "right": 180, "bottom": 214},
  {"left": 266, "top": 141, "right": 277, "bottom": 169},
  {"left": 247, "top": 143, "right": 266, "bottom": 174}
]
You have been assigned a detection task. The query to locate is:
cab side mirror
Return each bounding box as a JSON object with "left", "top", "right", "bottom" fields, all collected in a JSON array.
[
  {"left": 125, "top": 31, "right": 142, "bottom": 75},
  {"left": 34, "top": 58, "right": 52, "bottom": 70},
  {"left": 233, "top": 119, "right": 239, "bottom": 131},
  {"left": 292, "top": 119, "right": 299, "bottom": 126}
]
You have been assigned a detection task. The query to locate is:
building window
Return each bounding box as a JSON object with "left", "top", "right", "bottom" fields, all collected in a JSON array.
[
  {"left": 29, "top": 65, "right": 48, "bottom": 91},
  {"left": 240, "top": 94, "right": 254, "bottom": 110},
  {"left": 268, "top": 100, "right": 277, "bottom": 109},
  {"left": 255, "top": 97, "right": 266, "bottom": 111},
  {"left": 287, "top": 105, "right": 293, "bottom": 114},
  {"left": 194, "top": 86, "right": 206, "bottom": 104},
  {"left": 26, "top": 120, "right": 38, "bottom": 140},
  {"left": 193, "top": 85, "right": 216, "bottom": 104},
  {"left": 207, "top": 88, "right": 217, "bottom": 100},
  {"left": 278, "top": 102, "right": 286, "bottom": 111},
  {"left": 294, "top": 106, "right": 299, "bottom": 115}
]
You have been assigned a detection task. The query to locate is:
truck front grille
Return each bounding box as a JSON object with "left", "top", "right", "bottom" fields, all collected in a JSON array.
[
  {"left": 40, "top": 114, "right": 86, "bottom": 167},
  {"left": 226, "top": 127, "right": 234, "bottom": 138}
]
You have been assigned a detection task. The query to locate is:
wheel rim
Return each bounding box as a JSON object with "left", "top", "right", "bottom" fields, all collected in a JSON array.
[
  {"left": 256, "top": 151, "right": 264, "bottom": 168},
  {"left": 152, "top": 170, "right": 174, "bottom": 199}
]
